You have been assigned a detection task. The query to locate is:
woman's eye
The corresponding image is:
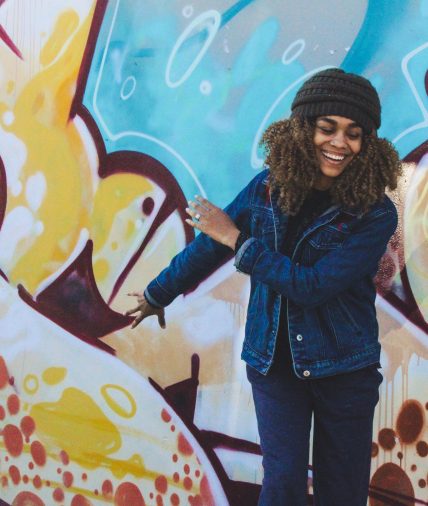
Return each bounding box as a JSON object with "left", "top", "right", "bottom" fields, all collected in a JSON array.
[
  {"left": 347, "top": 132, "right": 362, "bottom": 140},
  {"left": 318, "top": 126, "right": 333, "bottom": 134}
]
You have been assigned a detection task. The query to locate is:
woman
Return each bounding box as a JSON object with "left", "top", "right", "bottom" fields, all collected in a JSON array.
[{"left": 126, "top": 68, "right": 402, "bottom": 505}]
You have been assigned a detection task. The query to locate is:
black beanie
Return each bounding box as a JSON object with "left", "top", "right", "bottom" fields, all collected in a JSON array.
[{"left": 291, "top": 68, "right": 381, "bottom": 133}]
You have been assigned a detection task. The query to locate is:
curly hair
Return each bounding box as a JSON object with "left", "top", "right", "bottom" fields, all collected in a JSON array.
[{"left": 261, "top": 116, "right": 402, "bottom": 215}]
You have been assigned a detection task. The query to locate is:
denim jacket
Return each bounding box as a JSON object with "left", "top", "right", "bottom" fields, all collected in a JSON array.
[{"left": 145, "top": 169, "right": 398, "bottom": 379}]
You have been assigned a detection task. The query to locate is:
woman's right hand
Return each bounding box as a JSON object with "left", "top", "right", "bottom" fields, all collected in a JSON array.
[{"left": 124, "top": 292, "right": 166, "bottom": 329}]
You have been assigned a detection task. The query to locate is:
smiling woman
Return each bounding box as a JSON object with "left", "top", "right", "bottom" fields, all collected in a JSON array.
[{"left": 126, "top": 68, "right": 402, "bottom": 506}]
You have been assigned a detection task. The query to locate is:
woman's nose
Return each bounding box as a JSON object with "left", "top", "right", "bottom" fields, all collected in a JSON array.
[{"left": 330, "top": 131, "right": 346, "bottom": 148}]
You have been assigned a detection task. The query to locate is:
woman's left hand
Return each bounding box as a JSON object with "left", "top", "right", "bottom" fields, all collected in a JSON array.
[{"left": 186, "top": 196, "right": 240, "bottom": 250}]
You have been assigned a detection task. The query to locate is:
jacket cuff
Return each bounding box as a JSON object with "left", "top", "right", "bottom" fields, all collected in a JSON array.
[
  {"left": 234, "top": 237, "right": 266, "bottom": 274},
  {"left": 144, "top": 279, "right": 173, "bottom": 308}
]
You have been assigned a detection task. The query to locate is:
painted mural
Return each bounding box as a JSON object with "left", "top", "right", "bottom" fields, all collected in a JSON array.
[{"left": 0, "top": 0, "right": 427, "bottom": 505}]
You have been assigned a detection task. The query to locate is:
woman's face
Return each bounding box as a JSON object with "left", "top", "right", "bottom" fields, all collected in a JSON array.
[{"left": 313, "top": 115, "right": 363, "bottom": 189}]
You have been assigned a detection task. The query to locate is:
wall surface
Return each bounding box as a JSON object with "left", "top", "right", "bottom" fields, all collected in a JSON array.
[{"left": 0, "top": 1, "right": 427, "bottom": 505}]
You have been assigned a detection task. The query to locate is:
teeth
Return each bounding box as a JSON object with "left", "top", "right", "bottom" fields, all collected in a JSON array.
[{"left": 322, "top": 151, "right": 345, "bottom": 161}]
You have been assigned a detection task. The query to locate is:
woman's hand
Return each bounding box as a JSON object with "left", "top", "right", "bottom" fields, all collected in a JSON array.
[
  {"left": 186, "top": 196, "right": 240, "bottom": 249},
  {"left": 124, "top": 292, "right": 166, "bottom": 329}
]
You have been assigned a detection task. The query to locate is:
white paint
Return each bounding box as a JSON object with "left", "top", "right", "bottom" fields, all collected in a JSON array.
[
  {"left": 165, "top": 10, "right": 221, "bottom": 89},
  {"left": 281, "top": 39, "right": 305, "bottom": 65},
  {"left": 34, "top": 221, "right": 44, "bottom": 236},
  {"left": 200, "top": 80, "right": 212, "bottom": 95},
  {"left": 2, "top": 111, "right": 14, "bottom": 126},
  {"left": 182, "top": 5, "right": 194, "bottom": 18},
  {"left": 120, "top": 75, "right": 137, "bottom": 100},
  {"left": 0, "top": 206, "right": 34, "bottom": 266},
  {"left": 0, "top": 126, "right": 27, "bottom": 191},
  {"left": 25, "top": 172, "right": 47, "bottom": 212}
]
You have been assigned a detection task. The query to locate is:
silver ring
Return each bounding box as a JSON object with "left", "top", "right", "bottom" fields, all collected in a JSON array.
[{"left": 195, "top": 213, "right": 201, "bottom": 221}]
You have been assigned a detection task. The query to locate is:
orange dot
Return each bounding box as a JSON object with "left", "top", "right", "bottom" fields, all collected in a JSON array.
[
  {"left": 53, "top": 488, "right": 65, "bottom": 502},
  {"left": 63, "top": 471, "right": 73, "bottom": 488},
  {"left": 59, "top": 450, "right": 70, "bottom": 465},
  {"left": 170, "top": 493, "right": 180, "bottom": 505},
  {"left": 102, "top": 479, "right": 113, "bottom": 498},
  {"left": 31, "top": 440, "right": 47, "bottom": 466},
  {"left": 3, "top": 424, "right": 23, "bottom": 457},
  {"left": 183, "top": 477, "right": 192, "bottom": 490},
  {"left": 33, "top": 475, "right": 42, "bottom": 489},
  {"left": 0, "top": 356, "right": 9, "bottom": 389},
  {"left": 8, "top": 465, "right": 20, "bottom": 485},
  {"left": 23, "top": 475, "right": 29, "bottom": 484},
  {"left": 177, "top": 433, "right": 193, "bottom": 456},
  {"left": 161, "top": 409, "right": 172, "bottom": 423},
  {"left": 20, "top": 416, "right": 36, "bottom": 438},
  {"left": 7, "top": 394, "right": 20, "bottom": 415},
  {"left": 173, "top": 473, "right": 180, "bottom": 483},
  {"left": 155, "top": 475, "right": 168, "bottom": 494}
]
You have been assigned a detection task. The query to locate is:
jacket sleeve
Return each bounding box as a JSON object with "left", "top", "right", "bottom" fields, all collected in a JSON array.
[
  {"left": 234, "top": 207, "right": 398, "bottom": 308},
  {"left": 144, "top": 172, "right": 259, "bottom": 307}
]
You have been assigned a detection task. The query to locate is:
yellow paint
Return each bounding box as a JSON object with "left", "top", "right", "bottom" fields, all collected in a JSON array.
[
  {"left": 30, "top": 387, "right": 121, "bottom": 469},
  {"left": 101, "top": 384, "right": 137, "bottom": 419},
  {"left": 42, "top": 367, "right": 67, "bottom": 385},
  {"left": 40, "top": 10, "right": 80, "bottom": 67},
  {"left": 93, "top": 258, "right": 110, "bottom": 281},
  {"left": 24, "top": 374, "right": 39, "bottom": 394}
]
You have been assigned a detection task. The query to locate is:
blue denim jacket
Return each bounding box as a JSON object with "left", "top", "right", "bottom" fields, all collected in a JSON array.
[{"left": 145, "top": 169, "right": 398, "bottom": 379}]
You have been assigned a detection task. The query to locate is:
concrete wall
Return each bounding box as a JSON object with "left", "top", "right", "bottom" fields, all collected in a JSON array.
[{"left": 0, "top": 1, "right": 427, "bottom": 504}]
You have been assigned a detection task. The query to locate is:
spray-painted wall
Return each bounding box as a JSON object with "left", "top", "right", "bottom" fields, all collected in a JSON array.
[{"left": 0, "top": 1, "right": 427, "bottom": 505}]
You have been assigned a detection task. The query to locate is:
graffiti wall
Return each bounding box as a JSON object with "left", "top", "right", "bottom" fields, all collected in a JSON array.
[{"left": 0, "top": 0, "right": 427, "bottom": 504}]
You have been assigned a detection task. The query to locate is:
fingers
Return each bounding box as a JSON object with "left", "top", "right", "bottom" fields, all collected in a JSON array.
[
  {"left": 127, "top": 291, "right": 143, "bottom": 297},
  {"left": 131, "top": 315, "right": 143, "bottom": 329},
  {"left": 124, "top": 305, "right": 142, "bottom": 316},
  {"left": 157, "top": 312, "right": 166, "bottom": 329}
]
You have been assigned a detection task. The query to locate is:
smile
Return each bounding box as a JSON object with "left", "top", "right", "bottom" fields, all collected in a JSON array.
[{"left": 321, "top": 150, "right": 347, "bottom": 162}]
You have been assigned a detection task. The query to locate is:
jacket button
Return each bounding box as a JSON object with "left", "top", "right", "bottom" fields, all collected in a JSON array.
[
  {"left": 296, "top": 334, "right": 303, "bottom": 341},
  {"left": 303, "top": 370, "right": 311, "bottom": 377}
]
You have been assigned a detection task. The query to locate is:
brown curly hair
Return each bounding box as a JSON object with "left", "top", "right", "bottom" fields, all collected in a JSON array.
[{"left": 261, "top": 116, "right": 402, "bottom": 215}]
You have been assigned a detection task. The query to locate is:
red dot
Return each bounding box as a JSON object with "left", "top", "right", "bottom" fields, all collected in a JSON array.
[
  {"left": 63, "top": 471, "right": 73, "bottom": 488},
  {"left": 53, "top": 488, "right": 65, "bottom": 502},
  {"left": 170, "top": 425, "right": 175, "bottom": 432},
  {"left": 31, "top": 440, "right": 47, "bottom": 466},
  {"left": 173, "top": 473, "right": 179, "bottom": 483},
  {"left": 172, "top": 454, "right": 178, "bottom": 463},
  {"left": 177, "top": 433, "right": 193, "bottom": 456},
  {"left": 155, "top": 475, "right": 168, "bottom": 494},
  {"left": 28, "top": 462, "right": 34, "bottom": 470},
  {"left": 94, "top": 489, "right": 99, "bottom": 495},
  {"left": 150, "top": 493, "right": 154, "bottom": 499},
  {"left": 46, "top": 480, "right": 51, "bottom": 486},
  {"left": 161, "top": 409, "right": 171, "bottom": 423},
  {"left": 7, "top": 394, "right": 20, "bottom": 415},
  {"left": 82, "top": 473, "right": 88, "bottom": 481},
  {"left": 200, "top": 475, "right": 215, "bottom": 504},
  {"left": 33, "top": 475, "right": 42, "bottom": 489},
  {"left": 156, "top": 494, "right": 164, "bottom": 506},
  {"left": 23, "top": 475, "right": 29, "bottom": 484},
  {"left": 8, "top": 465, "right": 20, "bottom": 485},
  {"left": 57, "top": 468, "right": 62, "bottom": 474},
  {"left": 1, "top": 476, "right": 8, "bottom": 487},
  {"left": 195, "top": 470, "right": 200, "bottom": 478},
  {"left": 59, "top": 449, "right": 70, "bottom": 465},
  {"left": 190, "top": 495, "right": 203, "bottom": 506},
  {"left": 71, "top": 495, "right": 93, "bottom": 506},
  {"left": 0, "top": 405, "right": 5, "bottom": 420},
  {"left": 0, "top": 356, "right": 9, "bottom": 389},
  {"left": 7, "top": 491, "right": 44, "bottom": 506},
  {"left": 20, "top": 416, "right": 36, "bottom": 438},
  {"left": 114, "top": 482, "right": 146, "bottom": 506},
  {"left": 3, "top": 424, "right": 23, "bottom": 457},
  {"left": 9, "top": 376, "right": 14, "bottom": 385},
  {"left": 170, "top": 493, "right": 180, "bottom": 505},
  {"left": 183, "top": 477, "right": 193, "bottom": 490},
  {"left": 183, "top": 464, "right": 190, "bottom": 475},
  {"left": 102, "top": 479, "right": 114, "bottom": 498}
]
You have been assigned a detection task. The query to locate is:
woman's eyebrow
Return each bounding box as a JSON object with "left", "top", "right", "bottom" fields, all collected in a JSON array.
[{"left": 317, "top": 117, "right": 361, "bottom": 129}]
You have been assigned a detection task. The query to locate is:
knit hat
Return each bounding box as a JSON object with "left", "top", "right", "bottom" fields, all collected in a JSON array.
[{"left": 291, "top": 68, "right": 381, "bottom": 133}]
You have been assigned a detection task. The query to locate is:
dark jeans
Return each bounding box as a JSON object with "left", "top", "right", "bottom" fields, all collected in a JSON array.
[{"left": 247, "top": 346, "right": 382, "bottom": 506}]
